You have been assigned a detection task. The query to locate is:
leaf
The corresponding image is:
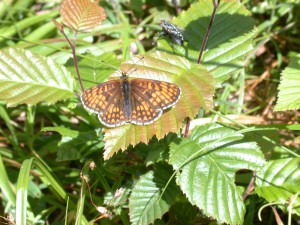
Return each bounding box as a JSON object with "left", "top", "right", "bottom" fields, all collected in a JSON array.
[
  {"left": 255, "top": 158, "right": 300, "bottom": 215},
  {"left": 16, "top": 158, "right": 34, "bottom": 225},
  {"left": 157, "top": 0, "right": 255, "bottom": 85},
  {"left": 129, "top": 165, "right": 180, "bottom": 225},
  {"left": 65, "top": 52, "right": 121, "bottom": 89},
  {"left": 0, "top": 155, "right": 16, "bottom": 206},
  {"left": 0, "top": 48, "right": 74, "bottom": 106},
  {"left": 274, "top": 54, "right": 300, "bottom": 111},
  {"left": 169, "top": 123, "right": 265, "bottom": 225},
  {"left": 101, "top": 51, "right": 214, "bottom": 159},
  {"left": 42, "top": 126, "right": 100, "bottom": 161},
  {"left": 60, "top": 0, "right": 106, "bottom": 32}
]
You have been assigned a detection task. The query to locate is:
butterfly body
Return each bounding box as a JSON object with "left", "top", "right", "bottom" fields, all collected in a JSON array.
[
  {"left": 160, "top": 20, "right": 184, "bottom": 45},
  {"left": 81, "top": 72, "right": 181, "bottom": 127},
  {"left": 121, "top": 78, "right": 132, "bottom": 120}
]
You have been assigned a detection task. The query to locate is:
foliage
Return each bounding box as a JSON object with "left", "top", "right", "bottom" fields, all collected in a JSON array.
[
  {"left": 275, "top": 54, "right": 300, "bottom": 111},
  {"left": 0, "top": 0, "right": 299, "bottom": 225}
]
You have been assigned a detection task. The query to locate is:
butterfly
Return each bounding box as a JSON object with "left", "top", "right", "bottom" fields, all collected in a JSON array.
[
  {"left": 81, "top": 71, "right": 181, "bottom": 127},
  {"left": 160, "top": 20, "right": 185, "bottom": 45}
]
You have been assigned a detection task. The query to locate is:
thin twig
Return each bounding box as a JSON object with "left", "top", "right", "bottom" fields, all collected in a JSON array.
[
  {"left": 184, "top": 0, "right": 220, "bottom": 137},
  {"left": 52, "top": 19, "right": 84, "bottom": 92},
  {"left": 197, "top": 0, "right": 220, "bottom": 63},
  {"left": 242, "top": 171, "right": 256, "bottom": 200},
  {"left": 71, "top": 33, "right": 85, "bottom": 92},
  {"left": 184, "top": 118, "right": 191, "bottom": 137}
]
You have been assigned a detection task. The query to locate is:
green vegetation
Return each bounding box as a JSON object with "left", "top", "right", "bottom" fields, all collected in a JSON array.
[{"left": 0, "top": 0, "right": 299, "bottom": 224}]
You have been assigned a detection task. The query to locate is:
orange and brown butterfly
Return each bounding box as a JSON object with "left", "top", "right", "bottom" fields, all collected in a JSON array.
[{"left": 80, "top": 70, "right": 181, "bottom": 127}]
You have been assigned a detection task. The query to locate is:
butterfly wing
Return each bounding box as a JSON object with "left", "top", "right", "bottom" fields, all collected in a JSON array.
[
  {"left": 129, "top": 78, "right": 181, "bottom": 125},
  {"left": 98, "top": 98, "right": 127, "bottom": 127},
  {"left": 129, "top": 89, "right": 162, "bottom": 125},
  {"left": 81, "top": 80, "right": 127, "bottom": 127}
]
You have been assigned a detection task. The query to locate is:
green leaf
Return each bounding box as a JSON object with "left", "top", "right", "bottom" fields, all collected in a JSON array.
[
  {"left": 129, "top": 165, "right": 180, "bottom": 225},
  {"left": 0, "top": 11, "right": 59, "bottom": 42},
  {"left": 16, "top": 158, "right": 34, "bottom": 225},
  {"left": 0, "top": 155, "right": 16, "bottom": 206},
  {"left": 158, "top": 0, "right": 255, "bottom": 85},
  {"left": 169, "top": 123, "right": 265, "bottom": 225},
  {"left": 0, "top": 48, "right": 74, "bottom": 106},
  {"left": 255, "top": 158, "right": 300, "bottom": 215},
  {"left": 101, "top": 51, "right": 214, "bottom": 159},
  {"left": 274, "top": 54, "right": 300, "bottom": 111},
  {"left": 42, "top": 126, "right": 99, "bottom": 161},
  {"left": 144, "top": 142, "right": 169, "bottom": 166},
  {"left": 65, "top": 52, "right": 121, "bottom": 89}
]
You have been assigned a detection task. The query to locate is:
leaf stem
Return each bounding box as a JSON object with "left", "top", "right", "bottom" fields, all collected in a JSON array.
[
  {"left": 197, "top": 0, "right": 220, "bottom": 63},
  {"left": 52, "top": 19, "right": 84, "bottom": 92},
  {"left": 71, "top": 32, "right": 85, "bottom": 92},
  {"left": 185, "top": 0, "right": 220, "bottom": 137}
]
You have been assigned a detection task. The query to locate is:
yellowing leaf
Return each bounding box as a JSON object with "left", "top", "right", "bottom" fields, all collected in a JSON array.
[
  {"left": 60, "top": 0, "right": 106, "bottom": 32},
  {"left": 101, "top": 51, "right": 214, "bottom": 159}
]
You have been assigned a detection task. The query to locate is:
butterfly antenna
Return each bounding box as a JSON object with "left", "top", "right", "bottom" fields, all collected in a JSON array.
[{"left": 124, "top": 56, "right": 145, "bottom": 75}]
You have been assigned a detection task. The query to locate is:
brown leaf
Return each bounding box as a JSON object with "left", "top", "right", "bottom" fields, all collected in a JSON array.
[{"left": 60, "top": 0, "right": 106, "bottom": 32}]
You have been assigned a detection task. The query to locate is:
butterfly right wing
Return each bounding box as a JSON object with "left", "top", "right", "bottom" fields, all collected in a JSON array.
[
  {"left": 81, "top": 80, "right": 127, "bottom": 127},
  {"left": 129, "top": 89, "right": 162, "bottom": 125},
  {"left": 129, "top": 78, "right": 180, "bottom": 125}
]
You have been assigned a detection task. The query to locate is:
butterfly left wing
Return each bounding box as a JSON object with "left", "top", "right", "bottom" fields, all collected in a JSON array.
[
  {"left": 97, "top": 97, "right": 128, "bottom": 127},
  {"left": 81, "top": 80, "right": 121, "bottom": 114},
  {"left": 81, "top": 80, "right": 128, "bottom": 127}
]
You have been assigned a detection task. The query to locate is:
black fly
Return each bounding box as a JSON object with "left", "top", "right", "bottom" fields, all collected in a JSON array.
[{"left": 159, "top": 20, "right": 185, "bottom": 45}]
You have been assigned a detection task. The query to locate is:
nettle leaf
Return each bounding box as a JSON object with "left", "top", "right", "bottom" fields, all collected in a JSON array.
[
  {"left": 60, "top": 0, "right": 106, "bottom": 32},
  {"left": 157, "top": 0, "right": 255, "bottom": 85},
  {"left": 129, "top": 165, "right": 180, "bottom": 225},
  {"left": 101, "top": 51, "right": 214, "bottom": 159},
  {"left": 274, "top": 54, "right": 300, "bottom": 111},
  {"left": 255, "top": 158, "right": 300, "bottom": 215},
  {"left": 0, "top": 48, "right": 74, "bottom": 106},
  {"left": 169, "top": 123, "right": 265, "bottom": 225}
]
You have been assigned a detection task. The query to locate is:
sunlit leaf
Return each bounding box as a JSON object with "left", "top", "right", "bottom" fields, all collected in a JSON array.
[
  {"left": 100, "top": 51, "right": 214, "bottom": 159},
  {"left": 157, "top": 0, "right": 255, "bottom": 85},
  {"left": 274, "top": 54, "right": 300, "bottom": 111},
  {"left": 65, "top": 52, "right": 121, "bottom": 89},
  {"left": 16, "top": 158, "right": 34, "bottom": 225},
  {"left": 169, "top": 123, "right": 265, "bottom": 225},
  {"left": 60, "top": 0, "right": 106, "bottom": 32},
  {"left": 255, "top": 158, "right": 300, "bottom": 215},
  {"left": 129, "top": 165, "right": 180, "bottom": 225},
  {"left": 0, "top": 48, "right": 74, "bottom": 106}
]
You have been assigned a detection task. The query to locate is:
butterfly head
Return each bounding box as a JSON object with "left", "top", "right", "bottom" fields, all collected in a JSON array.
[{"left": 120, "top": 71, "right": 128, "bottom": 78}]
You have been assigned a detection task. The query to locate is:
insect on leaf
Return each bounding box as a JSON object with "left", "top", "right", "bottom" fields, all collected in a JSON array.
[{"left": 99, "top": 51, "right": 214, "bottom": 159}]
